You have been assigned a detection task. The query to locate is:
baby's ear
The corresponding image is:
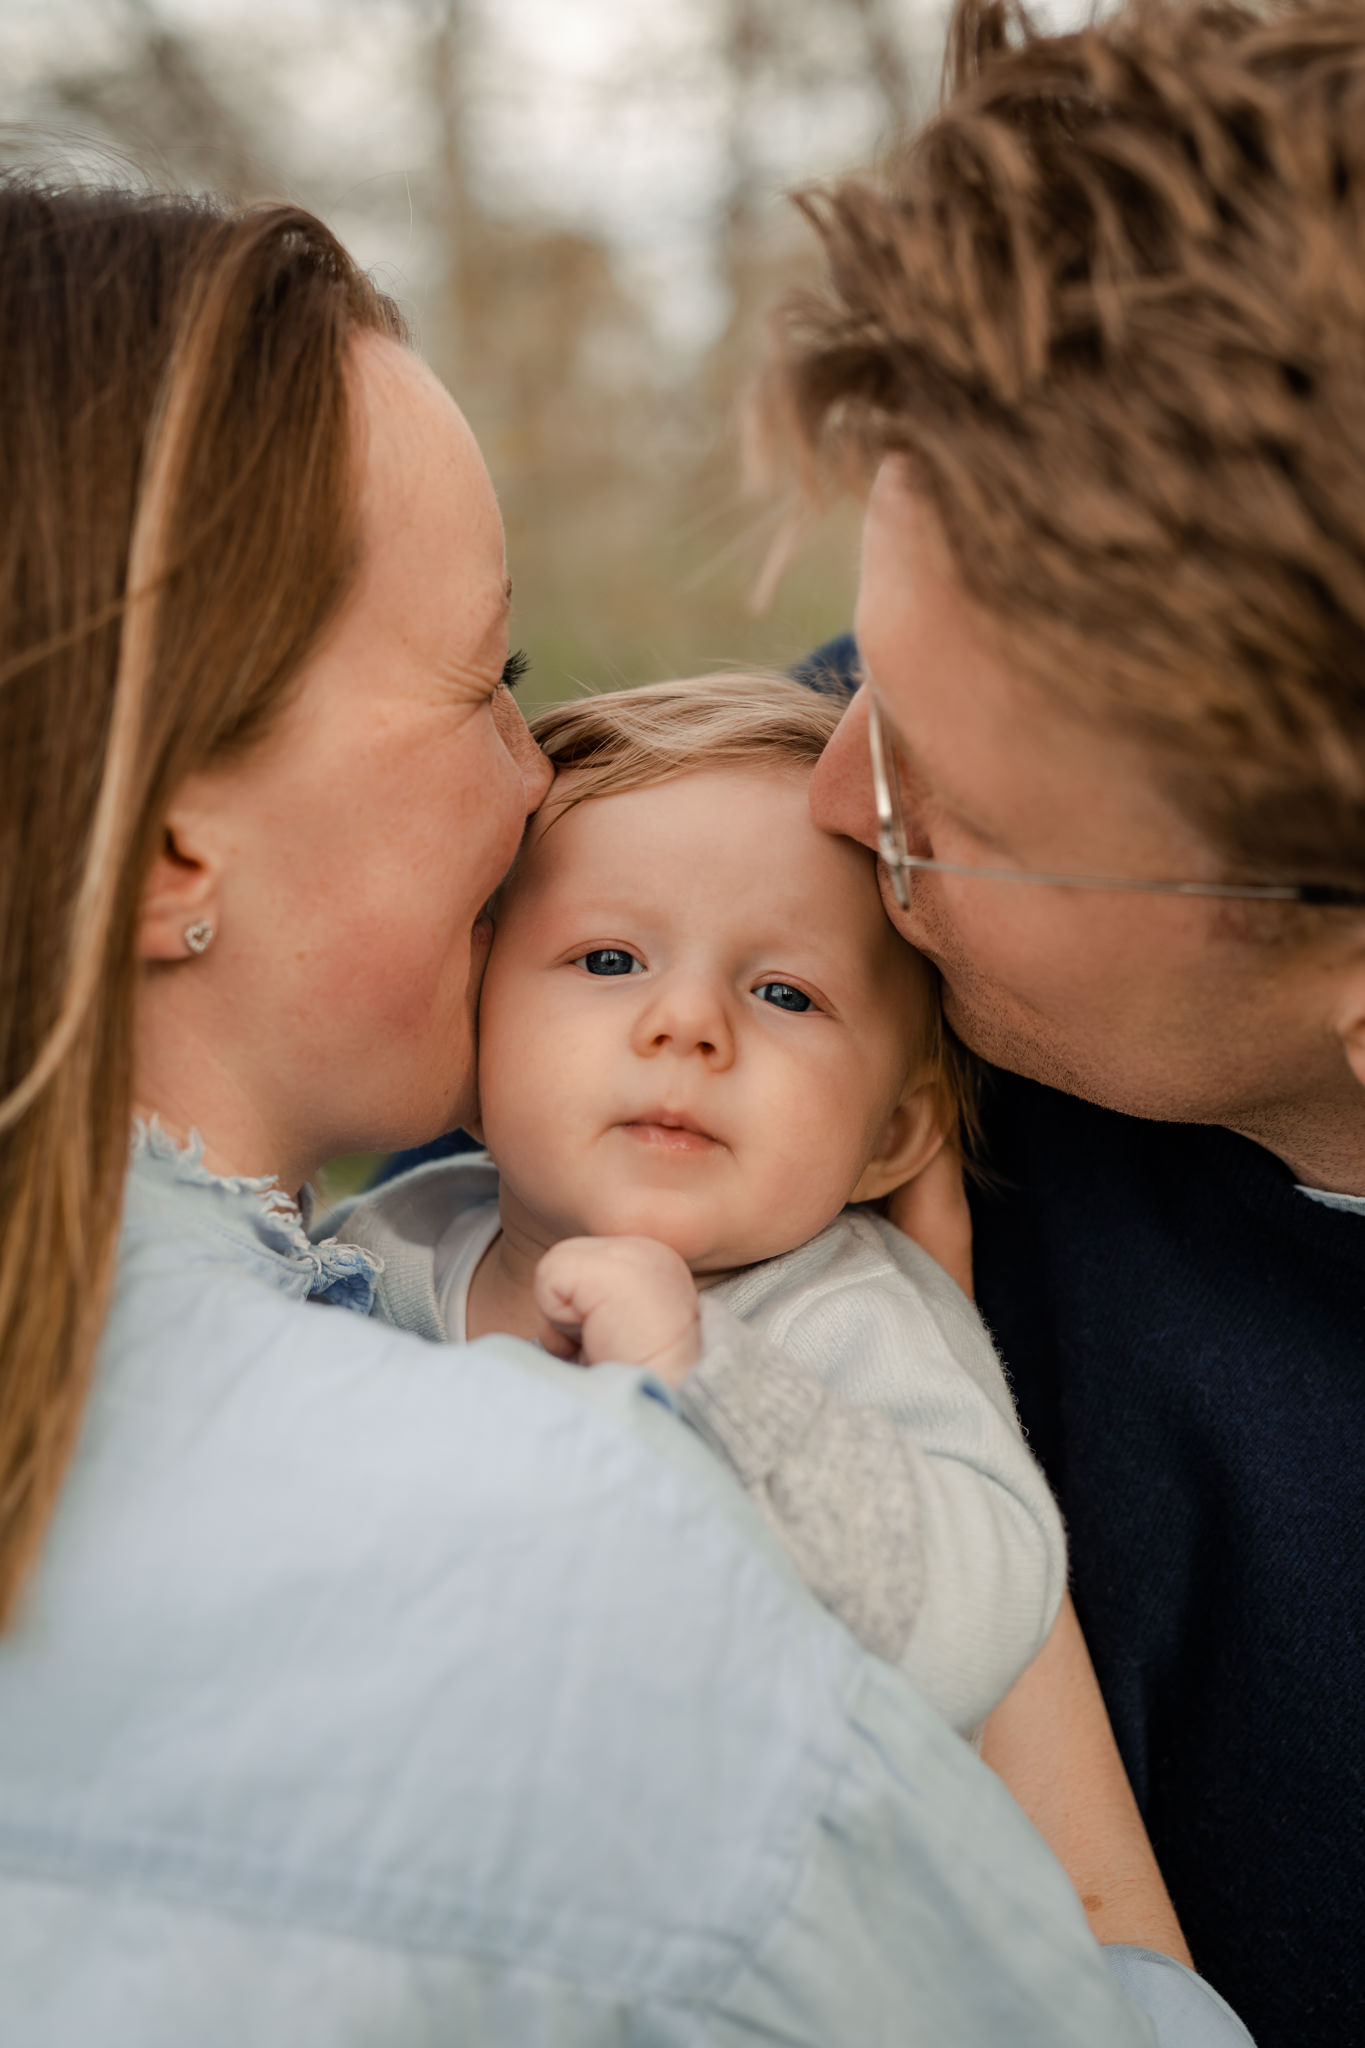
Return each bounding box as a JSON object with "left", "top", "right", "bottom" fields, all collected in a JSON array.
[{"left": 850, "top": 1076, "right": 947, "bottom": 1204}]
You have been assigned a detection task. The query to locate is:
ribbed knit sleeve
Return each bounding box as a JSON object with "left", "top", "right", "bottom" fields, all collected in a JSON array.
[
  {"left": 702, "top": 1213, "right": 1067, "bottom": 1734},
  {"left": 678, "top": 1297, "right": 925, "bottom": 1668}
]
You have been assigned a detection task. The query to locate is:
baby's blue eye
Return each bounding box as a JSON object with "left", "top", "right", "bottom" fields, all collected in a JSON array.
[
  {"left": 578, "top": 948, "right": 640, "bottom": 977},
  {"left": 756, "top": 981, "right": 813, "bottom": 1013}
]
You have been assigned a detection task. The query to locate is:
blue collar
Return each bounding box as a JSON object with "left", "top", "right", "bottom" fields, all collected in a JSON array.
[{"left": 125, "top": 1120, "right": 380, "bottom": 1314}]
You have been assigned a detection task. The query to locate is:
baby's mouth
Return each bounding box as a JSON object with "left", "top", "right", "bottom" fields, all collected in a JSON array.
[{"left": 617, "top": 1108, "right": 723, "bottom": 1153}]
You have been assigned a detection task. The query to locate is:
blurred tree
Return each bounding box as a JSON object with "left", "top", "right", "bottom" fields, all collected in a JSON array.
[
  {"left": 25, "top": 0, "right": 268, "bottom": 198},
  {"left": 0, "top": 0, "right": 932, "bottom": 704}
]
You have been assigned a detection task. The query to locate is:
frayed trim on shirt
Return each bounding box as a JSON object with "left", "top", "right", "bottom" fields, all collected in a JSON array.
[
  {"left": 130, "top": 1117, "right": 381, "bottom": 1313},
  {"left": 132, "top": 1116, "right": 301, "bottom": 1216}
]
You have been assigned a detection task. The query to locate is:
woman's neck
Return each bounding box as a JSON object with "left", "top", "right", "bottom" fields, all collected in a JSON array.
[{"left": 135, "top": 979, "right": 322, "bottom": 1196}]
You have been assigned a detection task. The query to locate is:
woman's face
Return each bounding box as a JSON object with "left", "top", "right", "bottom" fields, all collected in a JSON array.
[{"left": 139, "top": 335, "right": 551, "bottom": 1182}]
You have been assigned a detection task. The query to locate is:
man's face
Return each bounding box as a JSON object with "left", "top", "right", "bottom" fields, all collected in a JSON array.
[
  {"left": 809, "top": 462, "right": 1358, "bottom": 1141},
  {"left": 476, "top": 765, "right": 932, "bottom": 1274}
]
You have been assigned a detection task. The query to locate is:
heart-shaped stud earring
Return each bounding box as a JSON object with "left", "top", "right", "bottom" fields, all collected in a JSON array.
[{"left": 183, "top": 920, "right": 215, "bottom": 956}]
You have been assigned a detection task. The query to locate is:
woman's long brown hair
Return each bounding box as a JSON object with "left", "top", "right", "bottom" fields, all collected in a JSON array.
[{"left": 0, "top": 180, "right": 402, "bottom": 1627}]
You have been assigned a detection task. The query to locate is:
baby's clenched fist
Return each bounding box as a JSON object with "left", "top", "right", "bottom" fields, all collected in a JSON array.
[{"left": 533, "top": 1236, "right": 701, "bottom": 1386}]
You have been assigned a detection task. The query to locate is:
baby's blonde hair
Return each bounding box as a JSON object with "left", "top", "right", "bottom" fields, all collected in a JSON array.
[
  {"left": 528, "top": 671, "right": 979, "bottom": 1158},
  {"left": 530, "top": 670, "right": 844, "bottom": 802}
]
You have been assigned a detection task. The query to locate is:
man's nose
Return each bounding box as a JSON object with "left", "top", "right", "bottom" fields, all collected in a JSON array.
[
  {"left": 630, "top": 974, "right": 736, "bottom": 1069},
  {"left": 809, "top": 686, "right": 879, "bottom": 856},
  {"left": 493, "top": 684, "right": 554, "bottom": 814}
]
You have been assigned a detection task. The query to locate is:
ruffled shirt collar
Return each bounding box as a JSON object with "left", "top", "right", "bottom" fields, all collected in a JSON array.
[{"left": 126, "top": 1119, "right": 380, "bottom": 1314}]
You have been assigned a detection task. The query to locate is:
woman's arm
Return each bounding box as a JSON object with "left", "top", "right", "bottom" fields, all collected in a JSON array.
[{"left": 983, "top": 1591, "right": 1193, "bottom": 1966}]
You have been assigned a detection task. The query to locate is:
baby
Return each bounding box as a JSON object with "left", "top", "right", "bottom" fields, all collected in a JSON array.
[{"left": 332, "top": 674, "right": 1064, "bottom": 1734}]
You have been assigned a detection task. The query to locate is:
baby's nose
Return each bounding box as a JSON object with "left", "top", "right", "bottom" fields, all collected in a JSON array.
[{"left": 634, "top": 977, "right": 735, "bottom": 1064}]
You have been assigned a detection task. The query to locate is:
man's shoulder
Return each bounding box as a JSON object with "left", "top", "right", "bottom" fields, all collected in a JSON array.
[{"left": 972, "top": 1064, "right": 1365, "bottom": 1266}]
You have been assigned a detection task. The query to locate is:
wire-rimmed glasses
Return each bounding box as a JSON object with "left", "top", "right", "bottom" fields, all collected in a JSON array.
[{"left": 865, "top": 690, "right": 1365, "bottom": 913}]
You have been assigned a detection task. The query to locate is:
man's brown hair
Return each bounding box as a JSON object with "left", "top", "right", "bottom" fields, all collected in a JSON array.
[
  {"left": 0, "top": 180, "right": 402, "bottom": 1626},
  {"left": 771, "top": 0, "right": 1365, "bottom": 901}
]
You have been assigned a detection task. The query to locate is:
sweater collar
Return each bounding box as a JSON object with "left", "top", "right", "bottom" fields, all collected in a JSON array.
[
  {"left": 1296, "top": 1182, "right": 1365, "bottom": 1218},
  {"left": 125, "top": 1119, "right": 380, "bottom": 1314}
]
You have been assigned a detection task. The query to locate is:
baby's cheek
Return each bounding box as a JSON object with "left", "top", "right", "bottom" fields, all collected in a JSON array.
[
  {"left": 734, "top": 1151, "right": 854, "bottom": 1264},
  {"left": 762, "top": 1105, "right": 872, "bottom": 1232},
  {"left": 476, "top": 1015, "right": 571, "bottom": 1178}
]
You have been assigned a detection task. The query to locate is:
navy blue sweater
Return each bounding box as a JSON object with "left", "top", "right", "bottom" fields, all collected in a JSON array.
[
  {"left": 793, "top": 632, "right": 1362, "bottom": 2037},
  {"left": 972, "top": 1070, "right": 1365, "bottom": 2048}
]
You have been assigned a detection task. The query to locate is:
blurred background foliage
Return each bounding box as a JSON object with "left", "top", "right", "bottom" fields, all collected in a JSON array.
[{"left": 1, "top": 0, "right": 952, "bottom": 713}]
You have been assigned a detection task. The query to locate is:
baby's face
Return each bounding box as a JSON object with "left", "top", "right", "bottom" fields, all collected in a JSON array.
[{"left": 476, "top": 765, "right": 935, "bottom": 1273}]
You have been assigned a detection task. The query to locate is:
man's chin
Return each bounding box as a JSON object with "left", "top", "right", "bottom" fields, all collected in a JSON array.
[
  {"left": 941, "top": 982, "right": 1085, "bottom": 1098},
  {"left": 943, "top": 984, "right": 1195, "bottom": 1121}
]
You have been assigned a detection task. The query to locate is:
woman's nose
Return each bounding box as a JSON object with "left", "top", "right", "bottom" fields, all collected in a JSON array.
[
  {"left": 809, "top": 686, "right": 879, "bottom": 856},
  {"left": 492, "top": 684, "right": 554, "bottom": 813},
  {"left": 630, "top": 975, "right": 736, "bottom": 1069}
]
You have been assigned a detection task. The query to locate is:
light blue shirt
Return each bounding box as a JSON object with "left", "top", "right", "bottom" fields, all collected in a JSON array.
[{"left": 0, "top": 1130, "right": 1252, "bottom": 2045}]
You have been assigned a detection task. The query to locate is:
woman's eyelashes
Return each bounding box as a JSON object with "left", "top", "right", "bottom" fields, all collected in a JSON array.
[{"left": 500, "top": 648, "right": 530, "bottom": 693}]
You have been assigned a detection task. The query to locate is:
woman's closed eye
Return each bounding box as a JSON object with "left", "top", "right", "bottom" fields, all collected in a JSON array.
[
  {"left": 754, "top": 981, "right": 814, "bottom": 1013},
  {"left": 575, "top": 947, "right": 643, "bottom": 977}
]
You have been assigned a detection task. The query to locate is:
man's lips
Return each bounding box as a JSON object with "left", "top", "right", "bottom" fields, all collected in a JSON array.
[{"left": 617, "top": 1109, "right": 723, "bottom": 1153}]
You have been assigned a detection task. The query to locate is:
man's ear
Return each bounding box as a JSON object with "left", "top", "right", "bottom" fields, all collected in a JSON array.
[
  {"left": 1337, "top": 948, "right": 1365, "bottom": 1093},
  {"left": 850, "top": 1075, "right": 947, "bottom": 1204},
  {"left": 138, "top": 811, "right": 218, "bottom": 961}
]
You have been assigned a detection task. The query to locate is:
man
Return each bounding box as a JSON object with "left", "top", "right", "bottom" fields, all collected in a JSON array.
[{"left": 794, "top": 6, "right": 1365, "bottom": 2045}]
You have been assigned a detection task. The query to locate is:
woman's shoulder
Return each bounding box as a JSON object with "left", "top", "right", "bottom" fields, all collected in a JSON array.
[
  {"left": 0, "top": 1164, "right": 1156, "bottom": 2046},
  {"left": 11, "top": 1232, "right": 891, "bottom": 2000},
  {"left": 102, "top": 1209, "right": 731, "bottom": 1541}
]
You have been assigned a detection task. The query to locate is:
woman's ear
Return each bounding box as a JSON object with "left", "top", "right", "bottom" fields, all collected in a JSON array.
[
  {"left": 850, "top": 1074, "right": 947, "bottom": 1204},
  {"left": 138, "top": 811, "right": 219, "bottom": 961}
]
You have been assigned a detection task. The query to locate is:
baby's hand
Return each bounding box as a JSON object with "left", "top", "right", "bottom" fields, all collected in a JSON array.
[{"left": 533, "top": 1236, "right": 701, "bottom": 1386}]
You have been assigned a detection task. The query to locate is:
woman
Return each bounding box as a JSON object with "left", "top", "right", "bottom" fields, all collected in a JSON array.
[{"left": 0, "top": 180, "right": 1230, "bottom": 2045}]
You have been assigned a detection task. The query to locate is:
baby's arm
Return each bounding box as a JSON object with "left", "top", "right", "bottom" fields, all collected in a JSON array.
[
  {"left": 983, "top": 1592, "right": 1192, "bottom": 1964},
  {"left": 551, "top": 1221, "right": 1067, "bottom": 1731},
  {"left": 539, "top": 1235, "right": 1001, "bottom": 1703},
  {"left": 891, "top": 1158, "right": 1203, "bottom": 1977}
]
